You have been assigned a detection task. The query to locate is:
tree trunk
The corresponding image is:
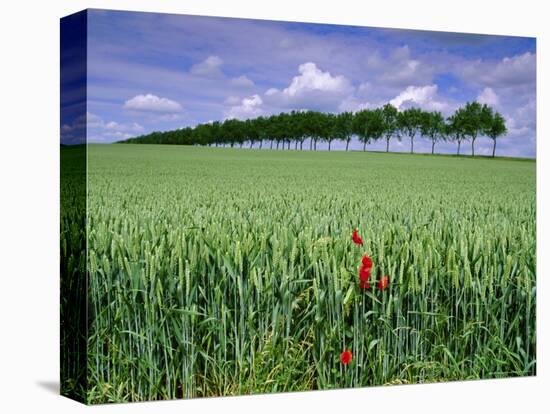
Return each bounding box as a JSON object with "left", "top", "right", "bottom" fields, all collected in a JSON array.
[
  {"left": 363, "top": 142, "right": 366, "bottom": 151},
  {"left": 346, "top": 140, "right": 349, "bottom": 151},
  {"left": 310, "top": 138, "right": 313, "bottom": 151},
  {"left": 276, "top": 141, "right": 279, "bottom": 150},
  {"left": 249, "top": 141, "right": 253, "bottom": 148},
  {"left": 431, "top": 140, "right": 435, "bottom": 154},
  {"left": 492, "top": 138, "right": 496, "bottom": 158},
  {"left": 386, "top": 137, "right": 390, "bottom": 152},
  {"left": 288, "top": 141, "right": 291, "bottom": 150},
  {"left": 328, "top": 141, "right": 331, "bottom": 151},
  {"left": 270, "top": 140, "right": 273, "bottom": 149},
  {"left": 314, "top": 139, "right": 317, "bottom": 151},
  {"left": 259, "top": 140, "right": 263, "bottom": 149},
  {"left": 457, "top": 140, "right": 461, "bottom": 155},
  {"left": 295, "top": 141, "right": 298, "bottom": 150},
  {"left": 471, "top": 137, "right": 475, "bottom": 156},
  {"left": 410, "top": 137, "right": 414, "bottom": 154},
  {"left": 231, "top": 142, "right": 234, "bottom": 148},
  {"left": 300, "top": 141, "right": 303, "bottom": 151}
]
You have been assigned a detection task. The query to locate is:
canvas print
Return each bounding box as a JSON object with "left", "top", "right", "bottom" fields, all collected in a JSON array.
[{"left": 60, "top": 9, "right": 536, "bottom": 405}]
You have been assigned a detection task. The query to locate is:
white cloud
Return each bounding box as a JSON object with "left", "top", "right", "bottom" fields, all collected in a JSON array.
[
  {"left": 477, "top": 87, "right": 499, "bottom": 106},
  {"left": 461, "top": 52, "right": 536, "bottom": 88},
  {"left": 230, "top": 75, "right": 255, "bottom": 87},
  {"left": 338, "top": 96, "right": 375, "bottom": 113},
  {"left": 103, "top": 131, "right": 134, "bottom": 140},
  {"left": 281, "top": 62, "right": 352, "bottom": 96},
  {"left": 105, "top": 121, "right": 144, "bottom": 133},
  {"left": 86, "top": 112, "right": 103, "bottom": 128},
  {"left": 372, "top": 46, "right": 435, "bottom": 87},
  {"left": 389, "top": 84, "right": 451, "bottom": 113},
  {"left": 224, "top": 96, "right": 241, "bottom": 105},
  {"left": 357, "top": 82, "right": 372, "bottom": 95},
  {"left": 123, "top": 94, "right": 182, "bottom": 113},
  {"left": 83, "top": 112, "right": 145, "bottom": 143},
  {"left": 505, "top": 98, "right": 535, "bottom": 137},
  {"left": 263, "top": 62, "right": 353, "bottom": 111},
  {"left": 225, "top": 94, "right": 263, "bottom": 120},
  {"left": 62, "top": 112, "right": 104, "bottom": 132},
  {"left": 190, "top": 55, "right": 224, "bottom": 77}
]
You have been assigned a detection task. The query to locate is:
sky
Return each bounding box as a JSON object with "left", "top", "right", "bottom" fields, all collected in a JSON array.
[{"left": 61, "top": 9, "right": 536, "bottom": 157}]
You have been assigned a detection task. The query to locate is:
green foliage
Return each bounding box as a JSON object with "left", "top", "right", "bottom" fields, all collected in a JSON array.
[
  {"left": 352, "top": 109, "right": 385, "bottom": 150},
  {"left": 398, "top": 107, "right": 424, "bottom": 153},
  {"left": 381, "top": 104, "right": 400, "bottom": 152},
  {"left": 79, "top": 145, "right": 536, "bottom": 403},
  {"left": 420, "top": 111, "right": 445, "bottom": 154},
  {"left": 483, "top": 109, "right": 508, "bottom": 157},
  {"left": 121, "top": 102, "right": 508, "bottom": 158}
]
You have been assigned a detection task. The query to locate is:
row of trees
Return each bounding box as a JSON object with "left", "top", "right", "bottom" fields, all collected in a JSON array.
[{"left": 123, "top": 101, "right": 507, "bottom": 157}]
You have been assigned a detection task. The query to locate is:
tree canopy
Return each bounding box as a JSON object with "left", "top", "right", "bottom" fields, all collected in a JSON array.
[{"left": 122, "top": 102, "right": 508, "bottom": 157}]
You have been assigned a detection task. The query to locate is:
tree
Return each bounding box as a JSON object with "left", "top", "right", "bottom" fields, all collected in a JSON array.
[
  {"left": 253, "top": 116, "right": 268, "bottom": 149},
  {"left": 421, "top": 111, "right": 445, "bottom": 154},
  {"left": 398, "top": 107, "right": 424, "bottom": 154},
  {"left": 268, "top": 114, "right": 285, "bottom": 150},
  {"left": 381, "top": 104, "right": 399, "bottom": 152},
  {"left": 306, "top": 111, "right": 324, "bottom": 150},
  {"left": 352, "top": 109, "right": 370, "bottom": 151},
  {"left": 243, "top": 119, "right": 259, "bottom": 148},
  {"left": 293, "top": 111, "right": 308, "bottom": 150},
  {"left": 210, "top": 121, "right": 221, "bottom": 147},
  {"left": 447, "top": 111, "right": 466, "bottom": 156},
  {"left": 124, "top": 102, "right": 508, "bottom": 158},
  {"left": 364, "top": 109, "right": 385, "bottom": 148},
  {"left": 322, "top": 113, "right": 337, "bottom": 151},
  {"left": 336, "top": 111, "right": 354, "bottom": 151},
  {"left": 223, "top": 118, "right": 248, "bottom": 148},
  {"left": 352, "top": 109, "right": 384, "bottom": 151},
  {"left": 484, "top": 110, "right": 507, "bottom": 157},
  {"left": 460, "top": 101, "right": 487, "bottom": 156}
]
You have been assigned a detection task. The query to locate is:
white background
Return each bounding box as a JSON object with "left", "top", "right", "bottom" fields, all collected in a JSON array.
[{"left": 0, "top": 0, "right": 547, "bottom": 412}]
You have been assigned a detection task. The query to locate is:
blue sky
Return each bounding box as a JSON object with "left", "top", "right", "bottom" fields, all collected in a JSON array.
[{"left": 62, "top": 9, "right": 536, "bottom": 157}]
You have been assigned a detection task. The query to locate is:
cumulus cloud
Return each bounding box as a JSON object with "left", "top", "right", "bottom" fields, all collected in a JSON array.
[
  {"left": 83, "top": 112, "right": 144, "bottom": 143},
  {"left": 338, "top": 96, "right": 375, "bottom": 113},
  {"left": 63, "top": 112, "right": 128, "bottom": 133},
  {"left": 505, "top": 98, "right": 536, "bottom": 137},
  {"left": 278, "top": 62, "right": 352, "bottom": 96},
  {"left": 371, "top": 46, "right": 435, "bottom": 87},
  {"left": 230, "top": 75, "right": 255, "bottom": 87},
  {"left": 123, "top": 94, "right": 182, "bottom": 113},
  {"left": 86, "top": 112, "right": 104, "bottom": 128},
  {"left": 477, "top": 87, "right": 499, "bottom": 106},
  {"left": 224, "top": 94, "right": 264, "bottom": 120},
  {"left": 190, "top": 55, "right": 224, "bottom": 77},
  {"left": 461, "top": 52, "right": 536, "bottom": 88},
  {"left": 104, "top": 120, "right": 144, "bottom": 133},
  {"left": 389, "top": 84, "right": 451, "bottom": 113},
  {"left": 263, "top": 62, "right": 353, "bottom": 111}
]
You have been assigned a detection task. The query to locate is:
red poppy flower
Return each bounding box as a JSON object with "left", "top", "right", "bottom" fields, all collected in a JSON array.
[
  {"left": 361, "top": 255, "right": 373, "bottom": 270},
  {"left": 359, "top": 280, "right": 371, "bottom": 289},
  {"left": 340, "top": 349, "right": 353, "bottom": 365},
  {"left": 359, "top": 266, "right": 371, "bottom": 282},
  {"left": 378, "top": 275, "right": 390, "bottom": 291},
  {"left": 352, "top": 229, "right": 363, "bottom": 246}
]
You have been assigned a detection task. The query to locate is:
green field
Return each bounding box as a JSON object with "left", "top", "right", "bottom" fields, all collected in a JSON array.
[{"left": 81, "top": 144, "right": 535, "bottom": 403}]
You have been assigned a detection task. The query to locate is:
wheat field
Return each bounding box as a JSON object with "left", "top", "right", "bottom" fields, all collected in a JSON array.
[{"left": 64, "top": 144, "right": 535, "bottom": 403}]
